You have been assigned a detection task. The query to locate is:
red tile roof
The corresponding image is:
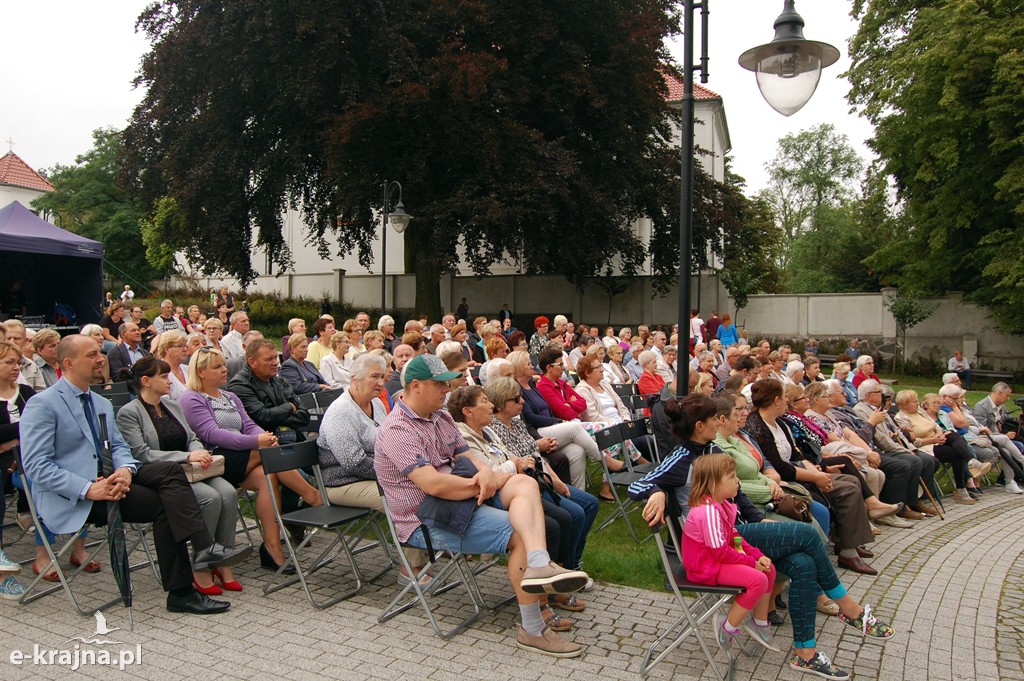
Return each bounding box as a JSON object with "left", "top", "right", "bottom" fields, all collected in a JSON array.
[
  {"left": 0, "top": 152, "right": 54, "bottom": 193},
  {"left": 663, "top": 73, "right": 720, "bottom": 102}
]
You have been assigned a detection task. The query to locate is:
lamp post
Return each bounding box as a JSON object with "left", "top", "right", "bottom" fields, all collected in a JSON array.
[
  {"left": 380, "top": 181, "right": 412, "bottom": 316},
  {"left": 676, "top": 0, "right": 836, "bottom": 399}
]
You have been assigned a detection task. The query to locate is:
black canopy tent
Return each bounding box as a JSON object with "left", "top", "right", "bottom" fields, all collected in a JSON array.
[{"left": 0, "top": 200, "right": 104, "bottom": 325}]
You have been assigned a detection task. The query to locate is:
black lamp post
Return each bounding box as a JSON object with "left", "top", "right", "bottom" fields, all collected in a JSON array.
[
  {"left": 676, "top": 0, "right": 836, "bottom": 399},
  {"left": 380, "top": 181, "right": 411, "bottom": 316}
]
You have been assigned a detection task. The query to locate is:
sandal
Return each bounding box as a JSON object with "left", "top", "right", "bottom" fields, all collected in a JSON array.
[
  {"left": 541, "top": 607, "right": 574, "bottom": 632},
  {"left": 32, "top": 562, "right": 59, "bottom": 583},
  {"left": 551, "top": 593, "right": 585, "bottom": 612},
  {"left": 70, "top": 556, "right": 101, "bottom": 573}
]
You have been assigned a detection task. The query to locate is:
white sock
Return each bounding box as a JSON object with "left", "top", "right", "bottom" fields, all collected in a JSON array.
[
  {"left": 723, "top": 620, "right": 741, "bottom": 635},
  {"left": 753, "top": 618, "right": 769, "bottom": 628},
  {"left": 526, "top": 549, "right": 550, "bottom": 569},
  {"left": 520, "top": 602, "right": 545, "bottom": 636}
]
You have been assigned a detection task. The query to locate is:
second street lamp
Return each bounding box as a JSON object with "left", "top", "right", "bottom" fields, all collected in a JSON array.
[{"left": 380, "top": 181, "right": 411, "bottom": 316}]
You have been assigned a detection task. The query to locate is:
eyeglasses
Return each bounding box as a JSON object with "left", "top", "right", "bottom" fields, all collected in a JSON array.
[
  {"left": 509, "top": 396, "right": 523, "bottom": 404},
  {"left": 0, "top": 359, "right": 19, "bottom": 367}
]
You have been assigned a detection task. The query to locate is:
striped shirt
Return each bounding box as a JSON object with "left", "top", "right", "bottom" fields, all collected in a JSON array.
[{"left": 373, "top": 397, "right": 469, "bottom": 542}]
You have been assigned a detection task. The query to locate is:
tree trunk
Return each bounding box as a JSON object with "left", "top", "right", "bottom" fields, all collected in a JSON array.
[{"left": 405, "top": 222, "right": 443, "bottom": 320}]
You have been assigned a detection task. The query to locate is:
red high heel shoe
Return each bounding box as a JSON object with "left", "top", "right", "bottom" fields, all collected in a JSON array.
[
  {"left": 212, "top": 568, "right": 243, "bottom": 592},
  {"left": 193, "top": 579, "right": 223, "bottom": 596}
]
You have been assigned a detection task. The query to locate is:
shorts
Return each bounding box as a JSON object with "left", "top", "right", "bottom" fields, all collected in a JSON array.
[{"left": 406, "top": 498, "right": 514, "bottom": 556}]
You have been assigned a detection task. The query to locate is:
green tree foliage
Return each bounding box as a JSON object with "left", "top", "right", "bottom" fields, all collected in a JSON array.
[
  {"left": 848, "top": 0, "right": 1024, "bottom": 333},
  {"left": 883, "top": 289, "right": 936, "bottom": 370},
  {"left": 761, "top": 123, "right": 863, "bottom": 271},
  {"left": 123, "top": 0, "right": 684, "bottom": 319},
  {"left": 31, "top": 128, "right": 161, "bottom": 285},
  {"left": 717, "top": 186, "right": 784, "bottom": 314}
]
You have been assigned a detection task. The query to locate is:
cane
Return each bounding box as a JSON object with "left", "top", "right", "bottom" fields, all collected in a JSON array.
[{"left": 919, "top": 476, "right": 944, "bottom": 521}]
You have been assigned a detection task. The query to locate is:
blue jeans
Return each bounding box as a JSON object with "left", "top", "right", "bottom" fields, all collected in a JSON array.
[{"left": 543, "top": 485, "right": 598, "bottom": 569}]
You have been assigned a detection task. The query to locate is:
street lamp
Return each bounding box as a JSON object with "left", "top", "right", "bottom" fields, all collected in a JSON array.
[
  {"left": 675, "top": 0, "right": 836, "bottom": 399},
  {"left": 380, "top": 181, "right": 412, "bottom": 316},
  {"left": 738, "top": 1, "right": 840, "bottom": 117}
]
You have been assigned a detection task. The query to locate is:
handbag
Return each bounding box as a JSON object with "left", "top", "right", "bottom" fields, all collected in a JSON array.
[
  {"left": 769, "top": 481, "right": 814, "bottom": 522},
  {"left": 181, "top": 454, "right": 225, "bottom": 483}
]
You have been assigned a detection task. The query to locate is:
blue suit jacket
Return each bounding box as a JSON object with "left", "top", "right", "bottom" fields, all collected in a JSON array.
[{"left": 19, "top": 378, "right": 140, "bottom": 534}]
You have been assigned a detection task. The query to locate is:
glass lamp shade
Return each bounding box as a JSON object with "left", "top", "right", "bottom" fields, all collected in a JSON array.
[
  {"left": 746, "top": 42, "right": 836, "bottom": 116},
  {"left": 388, "top": 200, "right": 411, "bottom": 233},
  {"left": 738, "top": 1, "right": 840, "bottom": 116}
]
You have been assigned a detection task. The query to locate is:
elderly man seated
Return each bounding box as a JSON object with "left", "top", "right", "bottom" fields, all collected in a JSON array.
[
  {"left": 107, "top": 322, "right": 151, "bottom": 381},
  {"left": 20, "top": 335, "right": 247, "bottom": 614},
  {"left": 974, "top": 382, "right": 1024, "bottom": 493},
  {"left": 941, "top": 383, "right": 1024, "bottom": 493},
  {"left": 852, "top": 380, "right": 939, "bottom": 523},
  {"left": 375, "top": 354, "right": 589, "bottom": 658}
]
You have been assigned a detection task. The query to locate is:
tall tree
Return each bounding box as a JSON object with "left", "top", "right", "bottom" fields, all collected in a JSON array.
[
  {"left": 848, "top": 0, "right": 1024, "bottom": 333},
  {"left": 32, "top": 128, "right": 162, "bottom": 286},
  {"left": 124, "top": 0, "right": 682, "bottom": 318},
  {"left": 760, "top": 123, "right": 864, "bottom": 271}
]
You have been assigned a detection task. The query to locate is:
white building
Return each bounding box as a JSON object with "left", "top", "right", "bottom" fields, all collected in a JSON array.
[{"left": 0, "top": 152, "right": 54, "bottom": 209}]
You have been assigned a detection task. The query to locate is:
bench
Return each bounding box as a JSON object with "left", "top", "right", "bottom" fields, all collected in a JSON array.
[
  {"left": 815, "top": 354, "right": 838, "bottom": 370},
  {"left": 970, "top": 369, "right": 1015, "bottom": 392}
]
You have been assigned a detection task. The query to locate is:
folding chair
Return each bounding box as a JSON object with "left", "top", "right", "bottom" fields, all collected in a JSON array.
[
  {"left": 377, "top": 485, "right": 513, "bottom": 639},
  {"left": 592, "top": 424, "right": 651, "bottom": 543},
  {"left": 620, "top": 418, "right": 660, "bottom": 470},
  {"left": 639, "top": 513, "right": 749, "bottom": 680},
  {"left": 91, "top": 381, "right": 130, "bottom": 396},
  {"left": 95, "top": 392, "right": 132, "bottom": 413},
  {"left": 14, "top": 449, "right": 121, "bottom": 615},
  {"left": 612, "top": 383, "right": 637, "bottom": 399},
  {"left": 314, "top": 387, "right": 345, "bottom": 412},
  {"left": 236, "top": 489, "right": 262, "bottom": 545},
  {"left": 295, "top": 392, "right": 322, "bottom": 437},
  {"left": 126, "top": 523, "right": 161, "bottom": 583},
  {"left": 259, "top": 440, "right": 386, "bottom": 609},
  {"left": 624, "top": 393, "right": 653, "bottom": 420}
]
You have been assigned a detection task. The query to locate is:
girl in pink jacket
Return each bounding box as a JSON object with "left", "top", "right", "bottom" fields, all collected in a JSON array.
[{"left": 683, "top": 454, "right": 778, "bottom": 651}]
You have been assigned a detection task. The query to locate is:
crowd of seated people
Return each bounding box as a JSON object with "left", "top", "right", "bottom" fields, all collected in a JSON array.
[{"left": 3, "top": 297, "right": 1021, "bottom": 670}]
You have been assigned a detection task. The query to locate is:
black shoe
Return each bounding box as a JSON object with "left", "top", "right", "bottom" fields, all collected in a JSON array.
[
  {"left": 166, "top": 589, "right": 230, "bottom": 615},
  {"left": 967, "top": 488, "right": 982, "bottom": 499},
  {"left": 286, "top": 523, "right": 306, "bottom": 547},
  {"left": 259, "top": 542, "right": 296, "bottom": 575},
  {"left": 774, "top": 595, "right": 788, "bottom": 611},
  {"left": 767, "top": 609, "right": 786, "bottom": 626},
  {"left": 192, "top": 543, "right": 252, "bottom": 571}
]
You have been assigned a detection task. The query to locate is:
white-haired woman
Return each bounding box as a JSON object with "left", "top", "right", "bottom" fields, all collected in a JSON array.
[
  {"left": 831, "top": 362, "right": 858, "bottom": 407},
  {"left": 377, "top": 315, "right": 397, "bottom": 352}
]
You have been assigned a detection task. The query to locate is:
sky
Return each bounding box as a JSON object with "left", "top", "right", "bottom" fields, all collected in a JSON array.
[{"left": 2, "top": 1, "right": 873, "bottom": 195}]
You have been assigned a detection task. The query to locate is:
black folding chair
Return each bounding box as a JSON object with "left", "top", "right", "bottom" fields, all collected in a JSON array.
[
  {"left": 91, "top": 382, "right": 130, "bottom": 396},
  {"left": 624, "top": 393, "right": 653, "bottom": 419},
  {"left": 294, "top": 392, "right": 321, "bottom": 437},
  {"left": 592, "top": 424, "right": 650, "bottom": 543},
  {"left": 259, "top": 440, "right": 387, "bottom": 609},
  {"left": 612, "top": 383, "right": 637, "bottom": 399},
  {"left": 640, "top": 511, "right": 749, "bottom": 680},
  {"left": 314, "top": 387, "right": 345, "bottom": 412},
  {"left": 96, "top": 392, "right": 132, "bottom": 413}
]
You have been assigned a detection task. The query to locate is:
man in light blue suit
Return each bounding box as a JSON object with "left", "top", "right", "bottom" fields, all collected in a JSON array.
[{"left": 20, "top": 335, "right": 248, "bottom": 615}]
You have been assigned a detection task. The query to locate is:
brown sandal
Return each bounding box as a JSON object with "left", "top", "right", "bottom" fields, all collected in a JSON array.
[
  {"left": 551, "top": 593, "right": 585, "bottom": 612},
  {"left": 541, "top": 607, "right": 574, "bottom": 632}
]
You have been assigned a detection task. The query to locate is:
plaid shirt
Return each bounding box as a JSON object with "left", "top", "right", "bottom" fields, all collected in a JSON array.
[{"left": 374, "top": 397, "right": 469, "bottom": 542}]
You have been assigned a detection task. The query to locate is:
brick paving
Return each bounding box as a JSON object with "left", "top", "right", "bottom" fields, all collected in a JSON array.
[{"left": 3, "top": 488, "right": 1023, "bottom": 680}]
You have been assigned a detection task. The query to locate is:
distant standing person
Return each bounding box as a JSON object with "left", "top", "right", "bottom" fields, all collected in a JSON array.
[
  {"left": 120, "top": 285, "right": 135, "bottom": 303},
  {"left": 455, "top": 297, "right": 469, "bottom": 321},
  {"left": 705, "top": 311, "right": 721, "bottom": 343},
  {"left": 498, "top": 303, "right": 513, "bottom": 326},
  {"left": 845, "top": 339, "right": 861, "bottom": 361},
  {"left": 689, "top": 309, "right": 705, "bottom": 349},
  {"left": 947, "top": 351, "right": 972, "bottom": 390},
  {"left": 215, "top": 287, "right": 236, "bottom": 315},
  {"left": 716, "top": 313, "right": 739, "bottom": 347}
]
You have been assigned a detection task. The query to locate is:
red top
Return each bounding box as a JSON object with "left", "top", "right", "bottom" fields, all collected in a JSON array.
[
  {"left": 851, "top": 371, "right": 879, "bottom": 389},
  {"left": 638, "top": 370, "right": 666, "bottom": 397},
  {"left": 536, "top": 375, "right": 586, "bottom": 421}
]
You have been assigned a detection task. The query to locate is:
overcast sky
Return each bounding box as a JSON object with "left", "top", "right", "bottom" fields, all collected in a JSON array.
[{"left": 2, "top": 1, "right": 872, "bottom": 195}]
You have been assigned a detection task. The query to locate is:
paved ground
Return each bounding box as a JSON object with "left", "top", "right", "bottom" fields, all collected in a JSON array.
[{"left": 3, "top": 487, "right": 1023, "bottom": 680}]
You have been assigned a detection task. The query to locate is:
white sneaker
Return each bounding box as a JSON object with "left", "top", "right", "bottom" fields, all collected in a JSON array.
[
  {"left": 0, "top": 549, "right": 20, "bottom": 574},
  {"left": 1005, "top": 480, "right": 1023, "bottom": 494}
]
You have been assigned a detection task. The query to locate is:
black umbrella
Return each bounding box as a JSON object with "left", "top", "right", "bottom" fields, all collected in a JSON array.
[{"left": 99, "top": 414, "right": 133, "bottom": 630}]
